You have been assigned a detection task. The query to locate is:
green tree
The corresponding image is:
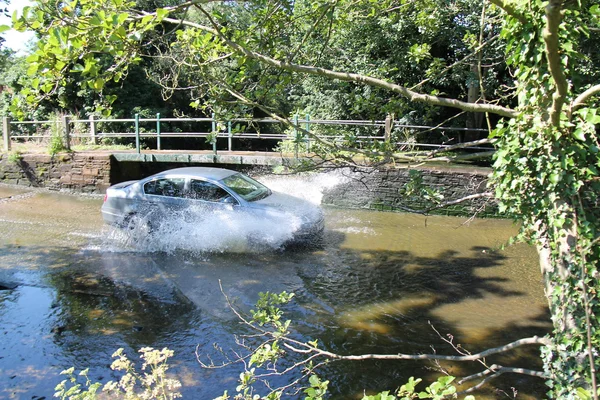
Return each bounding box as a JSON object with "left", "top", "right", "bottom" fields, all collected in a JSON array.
[{"left": 8, "top": 0, "right": 600, "bottom": 398}]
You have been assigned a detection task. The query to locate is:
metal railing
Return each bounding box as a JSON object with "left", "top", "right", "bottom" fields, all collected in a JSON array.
[{"left": 2, "top": 113, "right": 490, "bottom": 155}]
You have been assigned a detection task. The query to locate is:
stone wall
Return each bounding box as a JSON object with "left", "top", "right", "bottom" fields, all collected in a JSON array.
[
  {"left": 0, "top": 152, "right": 499, "bottom": 216},
  {"left": 321, "top": 166, "right": 498, "bottom": 217},
  {"left": 0, "top": 152, "right": 112, "bottom": 193}
]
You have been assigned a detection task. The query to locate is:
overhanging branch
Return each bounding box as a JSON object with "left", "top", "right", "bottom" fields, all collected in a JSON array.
[
  {"left": 572, "top": 84, "right": 600, "bottom": 111},
  {"left": 306, "top": 335, "right": 550, "bottom": 362},
  {"left": 487, "top": 0, "right": 528, "bottom": 24},
  {"left": 156, "top": 13, "right": 518, "bottom": 119}
]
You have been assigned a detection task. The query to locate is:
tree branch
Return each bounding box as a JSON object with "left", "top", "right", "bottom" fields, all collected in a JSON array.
[
  {"left": 410, "top": 34, "right": 500, "bottom": 91},
  {"left": 487, "top": 0, "right": 528, "bottom": 24},
  {"left": 157, "top": 14, "right": 518, "bottom": 119},
  {"left": 426, "top": 138, "right": 491, "bottom": 156},
  {"left": 305, "top": 336, "right": 551, "bottom": 362},
  {"left": 543, "top": 0, "right": 569, "bottom": 128},
  {"left": 457, "top": 364, "right": 549, "bottom": 395},
  {"left": 572, "top": 84, "right": 600, "bottom": 111}
]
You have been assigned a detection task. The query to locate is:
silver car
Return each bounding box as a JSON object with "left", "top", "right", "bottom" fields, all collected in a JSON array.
[{"left": 101, "top": 167, "right": 324, "bottom": 246}]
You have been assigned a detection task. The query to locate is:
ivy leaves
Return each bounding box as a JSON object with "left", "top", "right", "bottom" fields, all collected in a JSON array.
[{"left": 490, "top": 1, "right": 600, "bottom": 398}]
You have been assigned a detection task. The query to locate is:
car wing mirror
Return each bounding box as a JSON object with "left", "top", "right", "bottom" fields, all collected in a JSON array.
[{"left": 222, "top": 196, "right": 238, "bottom": 205}]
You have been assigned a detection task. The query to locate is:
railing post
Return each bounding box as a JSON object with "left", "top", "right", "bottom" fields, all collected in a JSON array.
[
  {"left": 228, "top": 121, "right": 232, "bottom": 151},
  {"left": 294, "top": 113, "right": 299, "bottom": 159},
  {"left": 156, "top": 113, "right": 161, "bottom": 150},
  {"left": 384, "top": 113, "right": 394, "bottom": 142},
  {"left": 3, "top": 117, "right": 11, "bottom": 152},
  {"left": 305, "top": 114, "right": 310, "bottom": 152},
  {"left": 135, "top": 113, "right": 140, "bottom": 154},
  {"left": 89, "top": 115, "right": 97, "bottom": 145},
  {"left": 62, "top": 115, "right": 71, "bottom": 151},
  {"left": 211, "top": 112, "right": 217, "bottom": 155}
]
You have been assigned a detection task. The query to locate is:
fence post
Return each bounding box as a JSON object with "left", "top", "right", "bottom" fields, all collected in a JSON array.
[
  {"left": 294, "top": 113, "right": 299, "bottom": 159},
  {"left": 384, "top": 113, "right": 394, "bottom": 142},
  {"left": 305, "top": 114, "right": 311, "bottom": 152},
  {"left": 89, "top": 115, "right": 97, "bottom": 145},
  {"left": 211, "top": 113, "right": 217, "bottom": 155},
  {"left": 156, "top": 113, "right": 161, "bottom": 150},
  {"left": 3, "top": 117, "right": 11, "bottom": 152},
  {"left": 135, "top": 113, "right": 140, "bottom": 154},
  {"left": 63, "top": 115, "right": 71, "bottom": 151},
  {"left": 228, "top": 121, "right": 232, "bottom": 151}
]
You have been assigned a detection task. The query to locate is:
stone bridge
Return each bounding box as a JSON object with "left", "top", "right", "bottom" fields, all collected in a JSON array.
[{"left": 0, "top": 150, "right": 498, "bottom": 217}]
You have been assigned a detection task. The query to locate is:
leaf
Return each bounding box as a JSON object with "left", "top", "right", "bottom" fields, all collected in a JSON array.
[
  {"left": 71, "top": 63, "right": 85, "bottom": 72},
  {"left": 573, "top": 129, "right": 586, "bottom": 141},
  {"left": 155, "top": 8, "right": 169, "bottom": 21},
  {"left": 91, "top": 77, "right": 105, "bottom": 90},
  {"left": 549, "top": 172, "right": 560, "bottom": 184},
  {"left": 26, "top": 63, "right": 39, "bottom": 76},
  {"left": 576, "top": 387, "right": 592, "bottom": 400},
  {"left": 141, "top": 14, "right": 154, "bottom": 26},
  {"left": 0, "top": 25, "right": 10, "bottom": 34},
  {"left": 117, "top": 12, "right": 129, "bottom": 25}
]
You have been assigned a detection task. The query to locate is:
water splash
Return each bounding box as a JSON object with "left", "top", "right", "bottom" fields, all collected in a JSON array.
[
  {"left": 102, "top": 171, "right": 346, "bottom": 254},
  {"left": 259, "top": 171, "right": 347, "bottom": 205}
]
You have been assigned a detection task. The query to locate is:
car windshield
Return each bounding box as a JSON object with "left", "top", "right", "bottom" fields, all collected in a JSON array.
[{"left": 220, "top": 173, "right": 271, "bottom": 202}]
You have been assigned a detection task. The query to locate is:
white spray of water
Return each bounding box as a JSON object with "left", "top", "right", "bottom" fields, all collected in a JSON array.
[
  {"left": 103, "top": 170, "right": 347, "bottom": 254},
  {"left": 259, "top": 172, "right": 346, "bottom": 205}
]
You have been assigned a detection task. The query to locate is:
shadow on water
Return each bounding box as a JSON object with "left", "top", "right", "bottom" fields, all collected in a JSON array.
[
  {"left": 0, "top": 223, "right": 551, "bottom": 399},
  {"left": 283, "top": 233, "right": 551, "bottom": 398}
]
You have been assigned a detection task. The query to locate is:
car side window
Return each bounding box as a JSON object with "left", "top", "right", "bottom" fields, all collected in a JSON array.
[
  {"left": 144, "top": 178, "right": 185, "bottom": 198},
  {"left": 189, "top": 179, "right": 236, "bottom": 203}
]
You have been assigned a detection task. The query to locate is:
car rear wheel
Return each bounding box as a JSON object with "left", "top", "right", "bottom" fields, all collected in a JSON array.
[{"left": 123, "top": 213, "right": 155, "bottom": 236}]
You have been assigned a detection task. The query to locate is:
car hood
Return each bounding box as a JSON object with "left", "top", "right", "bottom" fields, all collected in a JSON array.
[{"left": 249, "top": 191, "right": 322, "bottom": 220}]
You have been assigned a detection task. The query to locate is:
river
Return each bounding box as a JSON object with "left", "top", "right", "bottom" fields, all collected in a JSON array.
[{"left": 0, "top": 175, "right": 550, "bottom": 399}]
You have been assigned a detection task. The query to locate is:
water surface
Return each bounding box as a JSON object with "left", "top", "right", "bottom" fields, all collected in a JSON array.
[{"left": 0, "top": 180, "right": 550, "bottom": 399}]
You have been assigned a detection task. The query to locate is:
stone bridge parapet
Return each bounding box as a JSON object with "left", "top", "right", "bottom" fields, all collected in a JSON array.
[{"left": 0, "top": 151, "right": 498, "bottom": 217}]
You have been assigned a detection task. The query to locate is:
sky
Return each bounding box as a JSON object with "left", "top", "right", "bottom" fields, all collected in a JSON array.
[{"left": 0, "top": 0, "right": 36, "bottom": 54}]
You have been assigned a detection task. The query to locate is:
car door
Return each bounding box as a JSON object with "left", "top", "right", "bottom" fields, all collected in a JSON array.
[
  {"left": 186, "top": 179, "right": 239, "bottom": 210},
  {"left": 141, "top": 177, "right": 188, "bottom": 218}
]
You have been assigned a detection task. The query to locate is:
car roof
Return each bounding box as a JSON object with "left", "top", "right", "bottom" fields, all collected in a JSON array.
[{"left": 149, "top": 167, "right": 239, "bottom": 181}]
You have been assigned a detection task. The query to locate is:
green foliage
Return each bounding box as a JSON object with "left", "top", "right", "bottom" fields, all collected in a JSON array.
[
  {"left": 304, "top": 374, "right": 329, "bottom": 400},
  {"left": 215, "top": 291, "right": 478, "bottom": 400},
  {"left": 48, "top": 131, "right": 67, "bottom": 155},
  {"left": 361, "top": 376, "right": 476, "bottom": 400},
  {"left": 7, "top": 151, "right": 22, "bottom": 163},
  {"left": 400, "top": 169, "right": 444, "bottom": 204},
  {"left": 488, "top": 1, "right": 600, "bottom": 398},
  {"left": 251, "top": 291, "right": 294, "bottom": 334},
  {"left": 54, "top": 368, "right": 102, "bottom": 400},
  {"left": 54, "top": 347, "right": 182, "bottom": 400},
  {"left": 46, "top": 112, "right": 69, "bottom": 155}
]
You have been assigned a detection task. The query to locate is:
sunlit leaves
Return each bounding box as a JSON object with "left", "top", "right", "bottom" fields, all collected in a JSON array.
[
  {"left": 11, "top": 0, "right": 162, "bottom": 110},
  {"left": 408, "top": 43, "right": 432, "bottom": 64}
]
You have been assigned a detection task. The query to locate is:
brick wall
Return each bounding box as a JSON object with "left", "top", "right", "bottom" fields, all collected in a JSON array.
[{"left": 0, "top": 153, "right": 112, "bottom": 193}]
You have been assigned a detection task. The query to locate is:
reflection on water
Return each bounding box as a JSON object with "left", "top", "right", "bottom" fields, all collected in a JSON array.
[{"left": 0, "top": 183, "right": 550, "bottom": 399}]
